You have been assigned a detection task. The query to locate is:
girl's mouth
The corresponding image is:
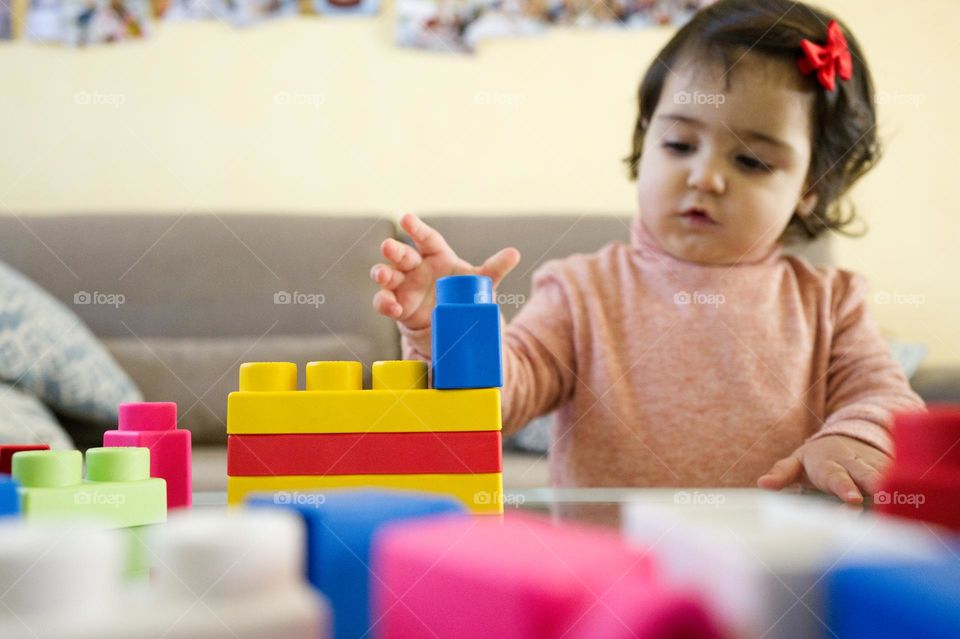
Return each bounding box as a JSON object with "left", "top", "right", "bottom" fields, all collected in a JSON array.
[{"left": 679, "top": 207, "right": 718, "bottom": 227}]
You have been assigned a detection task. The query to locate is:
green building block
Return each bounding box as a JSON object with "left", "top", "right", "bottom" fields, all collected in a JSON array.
[
  {"left": 11, "top": 448, "right": 166, "bottom": 528},
  {"left": 123, "top": 526, "right": 154, "bottom": 581}
]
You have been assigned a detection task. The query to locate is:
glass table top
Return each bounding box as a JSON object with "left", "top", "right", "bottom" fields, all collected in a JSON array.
[{"left": 195, "top": 486, "right": 856, "bottom": 529}]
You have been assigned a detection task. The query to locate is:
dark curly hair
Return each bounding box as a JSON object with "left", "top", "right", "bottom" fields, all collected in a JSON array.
[{"left": 624, "top": 0, "right": 879, "bottom": 243}]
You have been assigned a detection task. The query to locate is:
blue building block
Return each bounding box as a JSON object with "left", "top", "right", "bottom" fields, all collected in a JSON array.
[
  {"left": 431, "top": 275, "right": 503, "bottom": 389},
  {"left": 0, "top": 476, "right": 19, "bottom": 516},
  {"left": 248, "top": 489, "right": 466, "bottom": 639},
  {"left": 828, "top": 562, "right": 960, "bottom": 638}
]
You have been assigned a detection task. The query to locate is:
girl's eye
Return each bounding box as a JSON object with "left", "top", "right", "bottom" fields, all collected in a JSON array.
[
  {"left": 737, "top": 155, "right": 773, "bottom": 172},
  {"left": 663, "top": 141, "right": 694, "bottom": 153}
]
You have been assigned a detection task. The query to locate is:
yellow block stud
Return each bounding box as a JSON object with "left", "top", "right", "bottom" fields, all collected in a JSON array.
[
  {"left": 372, "top": 360, "right": 428, "bottom": 391},
  {"left": 239, "top": 362, "right": 298, "bottom": 392},
  {"left": 306, "top": 361, "right": 362, "bottom": 391}
]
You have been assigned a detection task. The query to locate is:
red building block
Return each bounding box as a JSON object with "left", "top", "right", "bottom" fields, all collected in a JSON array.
[
  {"left": 371, "top": 512, "right": 724, "bottom": 639},
  {"left": 878, "top": 406, "right": 960, "bottom": 531},
  {"left": 0, "top": 444, "right": 50, "bottom": 474},
  {"left": 103, "top": 402, "right": 192, "bottom": 509},
  {"left": 227, "top": 431, "right": 502, "bottom": 476}
]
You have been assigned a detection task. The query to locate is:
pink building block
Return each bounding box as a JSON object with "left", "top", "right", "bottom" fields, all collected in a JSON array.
[
  {"left": 103, "top": 402, "right": 192, "bottom": 509},
  {"left": 371, "top": 512, "right": 722, "bottom": 639}
]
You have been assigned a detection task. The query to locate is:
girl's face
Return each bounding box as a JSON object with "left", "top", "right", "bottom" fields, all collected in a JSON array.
[{"left": 636, "top": 53, "right": 819, "bottom": 265}]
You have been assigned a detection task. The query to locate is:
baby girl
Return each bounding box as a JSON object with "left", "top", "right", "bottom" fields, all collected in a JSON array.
[{"left": 370, "top": 0, "right": 922, "bottom": 504}]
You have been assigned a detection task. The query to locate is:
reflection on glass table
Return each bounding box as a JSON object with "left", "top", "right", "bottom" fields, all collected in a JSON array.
[
  {"left": 197, "top": 486, "right": 846, "bottom": 529},
  {"left": 503, "top": 486, "right": 846, "bottom": 528}
]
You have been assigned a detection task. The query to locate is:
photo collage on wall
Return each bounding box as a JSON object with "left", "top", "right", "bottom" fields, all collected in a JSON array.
[
  {"left": 2, "top": 0, "right": 379, "bottom": 45},
  {"left": 2, "top": 0, "right": 704, "bottom": 49},
  {"left": 396, "top": 0, "right": 716, "bottom": 53},
  {"left": 61, "top": 0, "right": 152, "bottom": 45},
  {"left": 150, "top": 0, "right": 231, "bottom": 21}
]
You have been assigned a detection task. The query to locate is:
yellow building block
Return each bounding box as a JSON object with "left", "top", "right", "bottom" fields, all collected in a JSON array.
[
  {"left": 227, "top": 472, "right": 504, "bottom": 514},
  {"left": 228, "top": 361, "right": 501, "bottom": 434},
  {"left": 306, "top": 361, "right": 362, "bottom": 391},
  {"left": 372, "top": 360, "right": 427, "bottom": 390},
  {"left": 240, "top": 362, "right": 297, "bottom": 392}
]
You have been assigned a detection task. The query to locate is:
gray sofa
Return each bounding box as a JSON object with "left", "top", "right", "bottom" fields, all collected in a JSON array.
[{"left": 0, "top": 214, "right": 955, "bottom": 491}]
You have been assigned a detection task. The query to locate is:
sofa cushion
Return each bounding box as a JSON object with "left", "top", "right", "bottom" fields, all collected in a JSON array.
[
  {"left": 0, "top": 260, "right": 141, "bottom": 433},
  {"left": 0, "top": 382, "right": 74, "bottom": 449},
  {"left": 909, "top": 366, "right": 960, "bottom": 404},
  {"left": 0, "top": 214, "right": 399, "bottom": 352},
  {"left": 104, "top": 333, "right": 382, "bottom": 445}
]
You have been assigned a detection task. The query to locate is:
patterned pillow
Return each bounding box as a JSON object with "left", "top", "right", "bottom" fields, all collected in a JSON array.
[
  {"left": 0, "top": 382, "right": 73, "bottom": 448},
  {"left": 0, "top": 261, "right": 141, "bottom": 431}
]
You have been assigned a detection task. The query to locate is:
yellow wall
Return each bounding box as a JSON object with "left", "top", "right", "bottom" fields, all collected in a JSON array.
[{"left": 1, "top": 1, "right": 958, "bottom": 364}]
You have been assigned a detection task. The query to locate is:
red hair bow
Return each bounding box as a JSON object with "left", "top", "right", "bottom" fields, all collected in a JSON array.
[{"left": 797, "top": 20, "right": 853, "bottom": 91}]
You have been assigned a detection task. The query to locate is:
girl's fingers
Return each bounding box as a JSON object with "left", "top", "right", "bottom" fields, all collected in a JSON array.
[
  {"left": 817, "top": 463, "right": 863, "bottom": 504},
  {"left": 370, "top": 264, "right": 405, "bottom": 291},
  {"left": 401, "top": 213, "right": 454, "bottom": 258},
  {"left": 757, "top": 455, "right": 803, "bottom": 490},
  {"left": 479, "top": 247, "right": 522, "bottom": 287},
  {"left": 372, "top": 289, "right": 402, "bottom": 319},
  {"left": 843, "top": 457, "right": 886, "bottom": 496},
  {"left": 380, "top": 238, "right": 423, "bottom": 272}
]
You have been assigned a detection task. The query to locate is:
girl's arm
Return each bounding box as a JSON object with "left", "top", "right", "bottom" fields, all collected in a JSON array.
[
  {"left": 760, "top": 271, "right": 924, "bottom": 503},
  {"left": 808, "top": 272, "right": 924, "bottom": 453}
]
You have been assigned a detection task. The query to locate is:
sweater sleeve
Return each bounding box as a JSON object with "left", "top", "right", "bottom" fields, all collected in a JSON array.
[
  {"left": 398, "top": 263, "right": 578, "bottom": 437},
  {"left": 807, "top": 272, "right": 924, "bottom": 455},
  {"left": 499, "top": 265, "right": 578, "bottom": 435}
]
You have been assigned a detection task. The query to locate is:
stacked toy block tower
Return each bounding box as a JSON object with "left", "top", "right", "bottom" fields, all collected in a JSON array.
[
  {"left": 227, "top": 275, "right": 505, "bottom": 513},
  {"left": 10, "top": 447, "right": 166, "bottom": 528},
  {"left": 249, "top": 489, "right": 465, "bottom": 639},
  {"left": 622, "top": 489, "right": 945, "bottom": 639},
  {"left": 372, "top": 512, "right": 724, "bottom": 639},
  {"left": 103, "top": 402, "right": 193, "bottom": 509}
]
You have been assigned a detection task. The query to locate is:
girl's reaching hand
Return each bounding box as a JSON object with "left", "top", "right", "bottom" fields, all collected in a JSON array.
[{"left": 371, "top": 213, "right": 521, "bottom": 331}]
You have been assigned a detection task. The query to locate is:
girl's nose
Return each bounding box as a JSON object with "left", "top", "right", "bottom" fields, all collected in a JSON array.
[{"left": 686, "top": 158, "right": 725, "bottom": 195}]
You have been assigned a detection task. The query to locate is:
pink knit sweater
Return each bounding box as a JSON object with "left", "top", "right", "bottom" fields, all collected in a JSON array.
[{"left": 401, "top": 217, "right": 923, "bottom": 488}]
